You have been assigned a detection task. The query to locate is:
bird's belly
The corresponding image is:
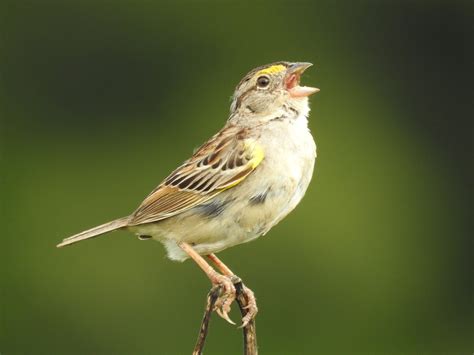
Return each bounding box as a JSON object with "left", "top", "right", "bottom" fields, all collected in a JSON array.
[{"left": 242, "top": 138, "right": 316, "bottom": 234}]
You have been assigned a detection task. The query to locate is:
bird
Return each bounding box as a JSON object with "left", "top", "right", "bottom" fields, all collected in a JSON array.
[{"left": 57, "top": 61, "right": 319, "bottom": 326}]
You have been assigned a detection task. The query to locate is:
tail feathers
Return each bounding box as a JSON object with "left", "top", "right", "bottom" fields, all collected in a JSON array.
[{"left": 57, "top": 217, "right": 130, "bottom": 248}]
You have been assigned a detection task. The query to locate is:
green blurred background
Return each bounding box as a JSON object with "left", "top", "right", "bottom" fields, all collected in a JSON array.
[{"left": 1, "top": 0, "right": 472, "bottom": 354}]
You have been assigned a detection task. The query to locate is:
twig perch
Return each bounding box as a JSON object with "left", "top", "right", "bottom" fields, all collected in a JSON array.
[
  {"left": 193, "top": 286, "right": 221, "bottom": 355},
  {"left": 235, "top": 281, "right": 258, "bottom": 355},
  {"left": 193, "top": 281, "right": 258, "bottom": 355}
]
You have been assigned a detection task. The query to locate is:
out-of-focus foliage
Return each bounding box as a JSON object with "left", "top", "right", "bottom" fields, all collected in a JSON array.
[{"left": 1, "top": 1, "right": 472, "bottom": 354}]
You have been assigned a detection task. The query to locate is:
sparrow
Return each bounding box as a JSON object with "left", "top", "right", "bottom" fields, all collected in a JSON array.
[{"left": 58, "top": 61, "right": 319, "bottom": 326}]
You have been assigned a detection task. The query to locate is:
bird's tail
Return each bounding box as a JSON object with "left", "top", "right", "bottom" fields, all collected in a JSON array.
[{"left": 57, "top": 217, "right": 130, "bottom": 248}]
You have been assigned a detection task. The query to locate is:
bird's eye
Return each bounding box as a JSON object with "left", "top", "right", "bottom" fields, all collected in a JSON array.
[{"left": 256, "top": 75, "right": 270, "bottom": 88}]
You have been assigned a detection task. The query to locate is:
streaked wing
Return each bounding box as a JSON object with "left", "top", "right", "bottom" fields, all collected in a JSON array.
[{"left": 129, "top": 125, "right": 264, "bottom": 225}]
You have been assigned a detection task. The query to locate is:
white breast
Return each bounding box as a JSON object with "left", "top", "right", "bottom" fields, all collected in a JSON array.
[{"left": 257, "top": 110, "right": 316, "bottom": 231}]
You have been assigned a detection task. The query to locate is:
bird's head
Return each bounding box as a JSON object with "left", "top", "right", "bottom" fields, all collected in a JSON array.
[{"left": 230, "top": 62, "right": 319, "bottom": 118}]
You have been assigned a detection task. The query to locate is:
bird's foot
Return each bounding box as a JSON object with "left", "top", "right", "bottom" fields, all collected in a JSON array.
[
  {"left": 239, "top": 284, "right": 258, "bottom": 328},
  {"left": 210, "top": 273, "right": 258, "bottom": 327},
  {"left": 210, "top": 272, "right": 237, "bottom": 325}
]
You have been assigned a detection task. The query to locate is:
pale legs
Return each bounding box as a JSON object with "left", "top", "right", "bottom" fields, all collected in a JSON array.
[{"left": 179, "top": 242, "right": 258, "bottom": 326}]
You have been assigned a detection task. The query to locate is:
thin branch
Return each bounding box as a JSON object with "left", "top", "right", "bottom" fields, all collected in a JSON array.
[
  {"left": 193, "top": 286, "right": 220, "bottom": 355},
  {"left": 235, "top": 281, "right": 258, "bottom": 355}
]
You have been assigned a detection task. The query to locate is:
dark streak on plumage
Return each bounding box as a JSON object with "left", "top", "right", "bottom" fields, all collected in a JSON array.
[
  {"left": 208, "top": 151, "right": 219, "bottom": 163},
  {"left": 138, "top": 235, "right": 152, "bottom": 240},
  {"left": 195, "top": 199, "right": 232, "bottom": 218},
  {"left": 227, "top": 152, "right": 236, "bottom": 169},
  {"left": 211, "top": 159, "right": 222, "bottom": 169},
  {"left": 234, "top": 87, "right": 254, "bottom": 111},
  {"left": 235, "top": 157, "right": 244, "bottom": 167},
  {"left": 188, "top": 176, "right": 205, "bottom": 190},
  {"left": 270, "top": 115, "right": 286, "bottom": 122},
  {"left": 288, "top": 106, "right": 300, "bottom": 116},
  {"left": 178, "top": 176, "right": 195, "bottom": 189},
  {"left": 249, "top": 188, "right": 270, "bottom": 205},
  {"left": 196, "top": 174, "right": 212, "bottom": 191},
  {"left": 170, "top": 174, "right": 186, "bottom": 186},
  {"left": 237, "top": 128, "right": 249, "bottom": 140},
  {"left": 204, "top": 178, "right": 218, "bottom": 192},
  {"left": 216, "top": 135, "right": 233, "bottom": 150}
]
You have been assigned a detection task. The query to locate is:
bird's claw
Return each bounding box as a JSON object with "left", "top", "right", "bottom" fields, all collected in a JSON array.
[
  {"left": 215, "top": 307, "right": 236, "bottom": 325},
  {"left": 209, "top": 272, "right": 258, "bottom": 327},
  {"left": 238, "top": 286, "right": 258, "bottom": 328},
  {"left": 211, "top": 273, "right": 236, "bottom": 325}
]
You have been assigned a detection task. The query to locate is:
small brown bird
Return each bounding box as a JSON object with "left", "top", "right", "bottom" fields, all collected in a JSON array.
[{"left": 58, "top": 61, "right": 319, "bottom": 326}]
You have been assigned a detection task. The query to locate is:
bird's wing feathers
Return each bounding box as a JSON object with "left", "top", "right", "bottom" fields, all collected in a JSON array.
[{"left": 129, "top": 125, "right": 264, "bottom": 225}]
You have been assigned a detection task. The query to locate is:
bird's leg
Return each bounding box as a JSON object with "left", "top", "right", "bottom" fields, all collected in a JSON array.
[
  {"left": 207, "top": 253, "right": 258, "bottom": 327},
  {"left": 178, "top": 242, "right": 236, "bottom": 325}
]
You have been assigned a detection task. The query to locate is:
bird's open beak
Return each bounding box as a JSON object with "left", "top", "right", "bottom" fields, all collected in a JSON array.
[{"left": 285, "top": 62, "right": 320, "bottom": 98}]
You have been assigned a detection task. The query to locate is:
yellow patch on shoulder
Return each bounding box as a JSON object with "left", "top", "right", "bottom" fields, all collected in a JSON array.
[
  {"left": 256, "top": 64, "right": 286, "bottom": 76},
  {"left": 245, "top": 140, "right": 265, "bottom": 169}
]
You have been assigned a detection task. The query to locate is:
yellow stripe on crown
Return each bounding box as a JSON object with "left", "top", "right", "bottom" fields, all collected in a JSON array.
[{"left": 256, "top": 64, "right": 286, "bottom": 76}]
